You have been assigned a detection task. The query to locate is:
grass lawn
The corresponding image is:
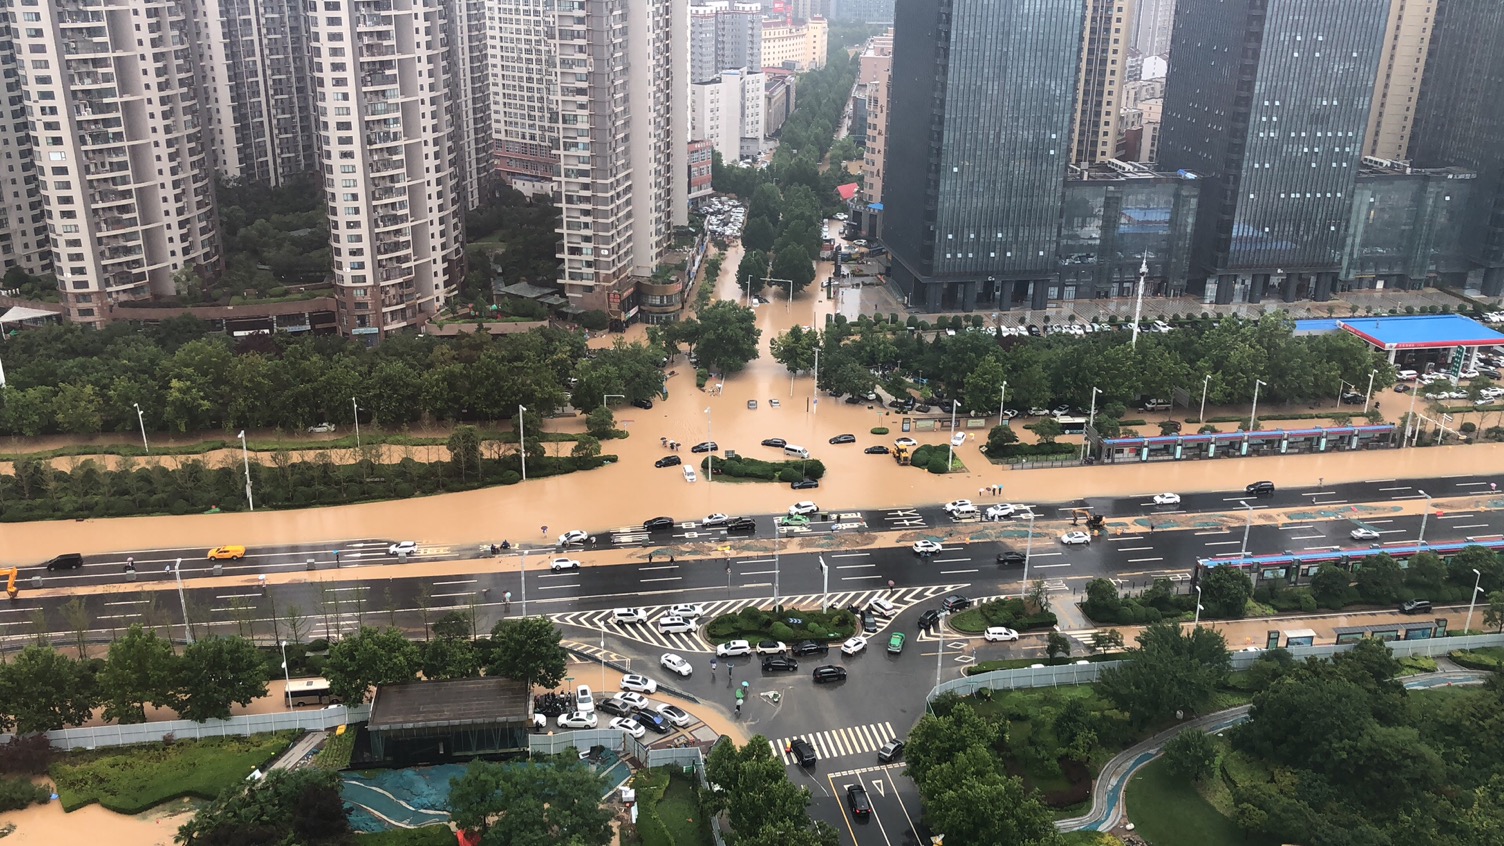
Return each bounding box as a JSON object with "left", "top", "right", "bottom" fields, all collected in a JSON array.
[
  {"left": 359, "top": 827, "right": 454, "bottom": 845},
  {"left": 1126, "top": 757, "right": 1277, "bottom": 846},
  {"left": 657, "top": 769, "right": 711, "bottom": 846},
  {"left": 52, "top": 732, "right": 297, "bottom": 814}
]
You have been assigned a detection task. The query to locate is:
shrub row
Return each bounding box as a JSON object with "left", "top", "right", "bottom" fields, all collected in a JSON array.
[
  {"left": 705, "top": 605, "right": 856, "bottom": 643},
  {"left": 698, "top": 455, "right": 825, "bottom": 482},
  {"left": 989, "top": 443, "right": 1078, "bottom": 459},
  {"left": 1447, "top": 647, "right": 1504, "bottom": 673},
  {"left": 948, "top": 598, "right": 1058, "bottom": 633}
]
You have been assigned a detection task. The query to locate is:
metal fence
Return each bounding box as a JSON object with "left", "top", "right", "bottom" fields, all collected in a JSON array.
[
  {"left": 1, "top": 705, "right": 371, "bottom": 751},
  {"left": 928, "top": 632, "right": 1504, "bottom": 702}
]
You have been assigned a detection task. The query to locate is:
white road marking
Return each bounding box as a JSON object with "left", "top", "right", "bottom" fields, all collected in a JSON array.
[
  {"left": 1031, "top": 563, "right": 1071, "bottom": 569},
  {"left": 1128, "top": 557, "right": 1164, "bottom": 563},
  {"left": 1279, "top": 525, "right": 1313, "bottom": 531},
  {"left": 933, "top": 557, "right": 971, "bottom": 564},
  {"left": 836, "top": 564, "right": 875, "bottom": 570},
  {"left": 640, "top": 577, "right": 683, "bottom": 583},
  {"left": 1439, "top": 513, "right": 1477, "bottom": 520},
  {"left": 830, "top": 552, "right": 870, "bottom": 558},
  {"left": 1455, "top": 524, "right": 1490, "bottom": 530},
  {"left": 940, "top": 568, "right": 979, "bottom": 575},
  {"left": 1378, "top": 486, "right": 1412, "bottom": 491},
  {"left": 1117, "top": 546, "right": 1154, "bottom": 552},
  {"left": 1204, "top": 541, "right": 1242, "bottom": 547},
  {"left": 1195, "top": 530, "right": 1232, "bottom": 536}
]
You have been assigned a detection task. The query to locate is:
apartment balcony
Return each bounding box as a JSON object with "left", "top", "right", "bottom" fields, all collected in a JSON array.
[
  {"left": 58, "top": 11, "right": 105, "bottom": 25},
  {"left": 378, "top": 266, "right": 407, "bottom": 282},
  {"left": 63, "top": 40, "right": 110, "bottom": 56},
  {"left": 361, "top": 73, "right": 398, "bottom": 88},
  {"left": 360, "top": 43, "right": 397, "bottom": 59},
  {"left": 366, "top": 102, "right": 398, "bottom": 117},
  {"left": 375, "top": 238, "right": 412, "bottom": 257},
  {"left": 56, "top": 0, "right": 106, "bottom": 10},
  {"left": 99, "top": 214, "right": 139, "bottom": 230},
  {"left": 80, "top": 131, "right": 126, "bottom": 149},
  {"left": 97, "top": 232, "right": 141, "bottom": 248},
  {"left": 368, "top": 158, "right": 404, "bottom": 176},
  {"left": 366, "top": 130, "right": 403, "bottom": 147},
  {"left": 371, "top": 186, "right": 405, "bottom": 202},
  {"left": 68, "top": 71, "right": 115, "bottom": 87},
  {"left": 373, "top": 214, "right": 408, "bottom": 231},
  {"left": 84, "top": 162, "right": 130, "bottom": 180},
  {"left": 90, "top": 189, "right": 133, "bottom": 205},
  {"left": 100, "top": 246, "right": 144, "bottom": 264}
]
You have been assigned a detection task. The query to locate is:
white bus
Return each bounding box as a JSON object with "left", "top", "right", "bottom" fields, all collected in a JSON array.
[{"left": 285, "top": 677, "right": 334, "bottom": 707}]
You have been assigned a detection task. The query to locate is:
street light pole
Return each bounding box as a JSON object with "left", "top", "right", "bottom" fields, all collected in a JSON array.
[
  {"left": 812, "top": 347, "right": 820, "bottom": 416},
  {"left": 819, "top": 555, "right": 829, "bottom": 610},
  {"left": 1194, "top": 585, "right": 1203, "bottom": 627},
  {"left": 518, "top": 404, "right": 528, "bottom": 482},
  {"left": 603, "top": 393, "right": 624, "bottom": 410},
  {"left": 352, "top": 397, "right": 360, "bottom": 452},
  {"left": 279, "top": 640, "right": 292, "bottom": 709},
  {"left": 1199, "top": 374, "right": 1210, "bottom": 424},
  {"left": 1250, "top": 378, "right": 1267, "bottom": 431},
  {"left": 520, "top": 550, "right": 528, "bottom": 617},
  {"left": 1466, "top": 568, "right": 1483, "bottom": 633},
  {"left": 1238, "top": 500, "right": 1254, "bottom": 557},
  {"left": 1022, "top": 512, "right": 1036, "bottom": 596},
  {"left": 1081, "top": 386, "right": 1102, "bottom": 462},
  {"left": 1405, "top": 386, "right": 1419, "bottom": 447},
  {"left": 237, "top": 430, "right": 254, "bottom": 511},
  {"left": 1363, "top": 369, "right": 1378, "bottom": 414},
  {"left": 935, "top": 611, "right": 946, "bottom": 689},
  {"left": 947, "top": 400, "right": 960, "bottom": 470},
  {"left": 998, "top": 380, "right": 1008, "bottom": 427},
  {"left": 133, "top": 402, "right": 149, "bottom": 452},
  {"left": 172, "top": 557, "right": 193, "bottom": 645},
  {"left": 1418, "top": 489, "right": 1432, "bottom": 544}
]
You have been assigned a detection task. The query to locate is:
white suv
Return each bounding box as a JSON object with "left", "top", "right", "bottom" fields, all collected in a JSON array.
[
  {"left": 716, "top": 639, "right": 752, "bottom": 657},
  {"left": 657, "top": 615, "right": 695, "bottom": 634},
  {"left": 788, "top": 501, "right": 819, "bottom": 515},
  {"left": 550, "top": 557, "right": 581, "bottom": 572},
  {"left": 612, "top": 608, "right": 648, "bottom": 624}
]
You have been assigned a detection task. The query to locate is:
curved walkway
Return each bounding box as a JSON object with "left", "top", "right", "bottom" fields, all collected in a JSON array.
[{"left": 1056, "top": 670, "right": 1489, "bottom": 832}]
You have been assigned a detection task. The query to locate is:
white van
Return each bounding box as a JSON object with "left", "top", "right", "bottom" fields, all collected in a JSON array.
[
  {"left": 950, "top": 504, "right": 980, "bottom": 521},
  {"left": 783, "top": 444, "right": 810, "bottom": 459},
  {"left": 1397, "top": 369, "right": 1418, "bottom": 381}
]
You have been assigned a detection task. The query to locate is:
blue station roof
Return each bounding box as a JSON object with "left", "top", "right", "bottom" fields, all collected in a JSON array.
[{"left": 1293, "top": 314, "right": 1504, "bottom": 350}]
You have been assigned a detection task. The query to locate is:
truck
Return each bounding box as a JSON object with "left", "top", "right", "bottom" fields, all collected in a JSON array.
[{"left": 893, "top": 445, "right": 912, "bottom": 465}]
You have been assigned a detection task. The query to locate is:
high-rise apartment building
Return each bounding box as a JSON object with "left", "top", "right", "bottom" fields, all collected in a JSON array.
[
  {"left": 309, "top": 0, "right": 464, "bottom": 338},
  {"left": 1158, "top": 0, "right": 1389, "bottom": 303},
  {"left": 490, "top": 0, "right": 557, "bottom": 196},
  {"left": 445, "top": 0, "right": 491, "bottom": 209},
  {"left": 761, "top": 16, "right": 826, "bottom": 70},
  {"left": 689, "top": 1, "right": 761, "bottom": 82},
  {"left": 883, "top": 0, "right": 1084, "bottom": 311},
  {"left": 0, "top": 24, "right": 48, "bottom": 275},
  {"left": 1071, "top": 0, "right": 1132, "bottom": 163},
  {"left": 193, "top": 0, "right": 318, "bottom": 185},
  {"left": 1364, "top": 0, "right": 1434, "bottom": 162},
  {"left": 691, "top": 68, "right": 765, "bottom": 161},
  {"left": 554, "top": 0, "right": 688, "bottom": 321},
  {"left": 854, "top": 29, "right": 891, "bottom": 239},
  {"left": 1410, "top": 0, "right": 1504, "bottom": 293},
  {"left": 11, "top": 0, "right": 221, "bottom": 326},
  {"left": 1132, "top": 0, "right": 1172, "bottom": 58}
]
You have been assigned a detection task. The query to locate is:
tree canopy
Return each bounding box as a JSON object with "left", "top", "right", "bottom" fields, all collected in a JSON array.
[
  {"left": 486, "top": 617, "right": 567, "bottom": 692},
  {"left": 1095, "top": 621, "right": 1231, "bottom": 727},
  {"left": 448, "top": 759, "right": 613, "bottom": 846}
]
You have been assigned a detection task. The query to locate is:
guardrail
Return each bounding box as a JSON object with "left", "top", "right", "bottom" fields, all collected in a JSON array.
[{"left": 0, "top": 704, "right": 371, "bottom": 751}]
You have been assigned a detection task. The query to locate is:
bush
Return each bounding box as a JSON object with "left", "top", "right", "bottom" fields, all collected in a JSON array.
[
  {"left": 927, "top": 454, "right": 950, "bottom": 474},
  {"left": 871, "top": 427, "right": 889, "bottom": 435},
  {"left": 705, "top": 455, "right": 824, "bottom": 482},
  {"left": 706, "top": 606, "right": 856, "bottom": 643},
  {"left": 0, "top": 776, "right": 50, "bottom": 812},
  {"left": 950, "top": 598, "right": 1058, "bottom": 633},
  {"left": 577, "top": 310, "right": 610, "bottom": 331},
  {"left": 0, "top": 735, "right": 55, "bottom": 775},
  {"left": 52, "top": 732, "right": 297, "bottom": 814}
]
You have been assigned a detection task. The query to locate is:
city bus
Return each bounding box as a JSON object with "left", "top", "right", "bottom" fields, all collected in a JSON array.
[{"left": 285, "top": 677, "right": 335, "bottom": 707}]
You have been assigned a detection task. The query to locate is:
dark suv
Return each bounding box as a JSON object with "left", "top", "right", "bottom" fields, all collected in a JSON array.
[
  {"left": 917, "top": 609, "right": 942, "bottom": 631},
  {"left": 45, "top": 553, "right": 84, "bottom": 571},
  {"left": 789, "top": 737, "right": 817, "bottom": 767},
  {"left": 1399, "top": 599, "right": 1433, "bottom": 615},
  {"left": 942, "top": 595, "right": 972, "bottom": 613},
  {"left": 792, "top": 640, "right": 829, "bottom": 657},
  {"left": 1245, "top": 481, "right": 1276, "bottom": 496},
  {"left": 725, "top": 517, "right": 757, "bottom": 532}
]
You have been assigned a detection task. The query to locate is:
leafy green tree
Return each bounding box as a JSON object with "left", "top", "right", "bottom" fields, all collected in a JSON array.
[
  {"left": 175, "top": 767, "right": 351, "bottom": 846},
  {"left": 1046, "top": 632, "right": 1072, "bottom": 660},
  {"left": 1309, "top": 564, "right": 1352, "bottom": 608},
  {"left": 742, "top": 215, "right": 777, "bottom": 253},
  {"left": 486, "top": 617, "right": 567, "bottom": 691},
  {"left": 1029, "top": 418, "right": 1064, "bottom": 444},
  {"left": 918, "top": 746, "right": 1063, "bottom": 846},
  {"left": 904, "top": 701, "right": 1000, "bottom": 786},
  {"left": 1096, "top": 622, "right": 1231, "bottom": 727},
  {"left": 1406, "top": 551, "right": 1448, "bottom": 593},
  {"left": 584, "top": 406, "right": 616, "bottom": 439},
  {"left": 747, "top": 183, "right": 783, "bottom": 222},
  {"left": 1354, "top": 554, "right": 1403, "bottom": 603},
  {"left": 50, "top": 383, "right": 104, "bottom": 435},
  {"left": 447, "top": 425, "right": 482, "bottom": 481},
  {"left": 323, "top": 626, "right": 421, "bottom": 705},
  {"left": 1163, "top": 729, "right": 1217, "bottom": 782},
  {"left": 705, "top": 737, "right": 836, "bottom": 845},
  {"left": 691, "top": 300, "right": 762, "bottom": 374},
  {"left": 985, "top": 424, "right": 1019, "bottom": 454},
  {"left": 1484, "top": 590, "right": 1504, "bottom": 633},
  {"left": 736, "top": 248, "right": 769, "bottom": 296},
  {"left": 421, "top": 636, "right": 480, "bottom": 682},
  {"left": 448, "top": 759, "right": 613, "bottom": 846},
  {"left": 3, "top": 645, "right": 96, "bottom": 733},
  {"left": 173, "top": 636, "right": 269, "bottom": 722},
  {"left": 432, "top": 610, "right": 471, "bottom": 640},
  {"left": 770, "top": 324, "right": 821, "bottom": 374},
  {"left": 99, "top": 624, "right": 178, "bottom": 724},
  {"left": 1200, "top": 565, "right": 1254, "bottom": 618},
  {"left": 771, "top": 242, "right": 817, "bottom": 293}
]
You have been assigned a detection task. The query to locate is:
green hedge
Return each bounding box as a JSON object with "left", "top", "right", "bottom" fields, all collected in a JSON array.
[
  {"left": 52, "top": 732, "right": 297, "bottom": 814},
  {"left": 948, "top": 598, "right": 1058, "bottom": 633},
  {"left": 361, "top": 828, "right": 457, "bottom": 845},
  {"left": 705, "top": 605, "right": 856, "bottom": 643},
  {"left": 985, "top": 443, "right": 1078, "bottom": 459},
  {"left": 0, "top": 776, "right": 50, "bottom": 813},
  {"left": 700, "top": 455, "right": 825, "bottom": 481},
  {"left": 871, "top": 427, "right": 890, "bottom": 435},
  {"left": 1448, "top": 647, "right": 1504, "bottom": 673},
  {"left": 312, "top": 727, "right": 356, "bottom": 772}
]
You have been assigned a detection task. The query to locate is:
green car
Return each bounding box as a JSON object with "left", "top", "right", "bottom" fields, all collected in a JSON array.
[
  {"left": 778, "top": 514, "right": 811, "bottom": 527},
  {"left": 887, "top": 632, "right": 906, "bottom": 654}
]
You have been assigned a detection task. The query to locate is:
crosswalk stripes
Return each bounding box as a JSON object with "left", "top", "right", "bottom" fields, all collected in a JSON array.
[
  {"left": 771, "top": 721, "right": 898, "bottom": 766},
  {"left": 561, "top": 640, "right": 629, "bottom": 665},
  {"left": 548, "top": 586, "right": 965, "bottom": 653}
]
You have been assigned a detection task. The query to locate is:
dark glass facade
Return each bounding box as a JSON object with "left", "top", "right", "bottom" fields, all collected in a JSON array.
[
  {"left": 883, "top": 0, "right": 1084, "bottom": 311},
  {"left": 1058, "top": 174, "right": 1201, "bottom": 298},
  {"left": 1159, "top": 0, "right": 1388, "bottom": 298},
  {"left": 1410, "top": 0, "right": 1504, "bottom": 294},
  {"left": 1343, "top": 167, "right": 1476, "bottom": 289}
]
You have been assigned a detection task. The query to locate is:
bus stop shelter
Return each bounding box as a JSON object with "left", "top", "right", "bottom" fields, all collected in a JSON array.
[{"left": 366, "top": 677, "right": 531, "bottom": 765}]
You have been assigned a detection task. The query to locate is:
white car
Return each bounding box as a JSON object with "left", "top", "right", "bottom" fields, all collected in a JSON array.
[
  {"left": 985, "top": 503, "right": 1016, "bottom": 520},
  {"left": 894, "top": 437, "right": 917, "bottom": 448},
  {"left": 610, "top": 716, "right": 645, "bottom": 739},
  {"left": 755, "top": 640, "right": 789, "bottom": 656},
  {"left": 388, "top": 541, "right": 417, "bottom": 557},
  {"left": 550, "top": 557, "right": 581, "bottom": 572},
  {"left": 620, "top": 674, "right": 659, "bottom": 694},
  {"left": 1060, "top": 531, "right": 1091, "bottom": 546},
  {"left": 984, "top": 627, "right": 1020, "bottom": 643},
  {"left": 557, "top": 529, "right": 589, "bottom": 546},
  {"left": 669, "top": 603, "right": 706, "bottom": 619},
  {"left": 660, "top": 653, "right": 693, "bottom": 677},
  {"left": 616, "top": 691, "right": 649, "bottom": 710},
  {"left": 575, "top": 684, "right": 595, "bottom": 714},
  {"left": 657, "top": 615, "right": 695, "bottom": 634},
  {"left": 656, "top": 704, "right": 692, "bottom": 728},
  {"left": 612, "top": 607, "right": 648, "bottom": 624},
  {"left": 913, "top": 539, "right": 943, "bottom": 555},
  {"left": 307, "top": 422, "right": 336, "bottom": 433},
  {"left": 716, "top": 639, "right": 752, "bottom": 657},
  {"left": 943, "top": 499, "right": 973, "bottom": 514},
  {"left": 1350, "top": 527, "right": 1381, "bottom": 541},
  {"left": 950, "top": 431, "right": 968, "bottom": 447},
  {"left": 869, "top": 598, "right": 898, "bottom": 618},
  {"left": 1153, "top": 493, "right": 1181, "bottom": 505},
  {"left": 701, "top": 514, "right": 731, "bottom": 527},
  {"left": 841, "top": 636, "right": 868, "bottom": 655},
  {"left": 788, "top": 501, "right": 820, "bottom": 515},
  {"left": 557, "top": 711, "right": 598, "bottom": 729}
]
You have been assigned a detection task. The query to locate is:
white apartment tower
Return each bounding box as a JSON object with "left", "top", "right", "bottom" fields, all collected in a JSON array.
[
  {"left": 555, "top": 0, "right": 688, "bottom": 318},
  {"left": 0, "top": 24, "right": 49, "bottom": 274},
  {"left": 445, "top": 0, "right": 490, "bottom": 209},
  {"left": 193, "top": 0, "right": 318, "bottom": 185},
  {"left": 490, "top": 0, "right": 557, "bottom": 195},
  {"left": 11, "top": 0, "right": 221, "bottom": 326},
  {"left": 309, "top": 0, "right": 464, "bottom": 338}
]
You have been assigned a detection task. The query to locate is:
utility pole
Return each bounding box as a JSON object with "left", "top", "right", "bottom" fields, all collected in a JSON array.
[
  {"left": 1130, "top": 254, "right": 1147, "bottom": 349},
  {"left": 518, "top": 404, "right": 528, "bottom": 481}
]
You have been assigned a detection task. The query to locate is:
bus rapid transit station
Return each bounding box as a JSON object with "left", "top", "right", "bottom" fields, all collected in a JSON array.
[
  {"left": 1194, "top": 537, "right": 1504, "bottom": 589},
  {"left": 1096, "top": 423, "right": 1398, "bottom": 464}
]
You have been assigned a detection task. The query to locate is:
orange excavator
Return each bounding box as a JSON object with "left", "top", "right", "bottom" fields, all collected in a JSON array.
[{"left": 5, "top": 567, "right": 18, "bottom": 600}]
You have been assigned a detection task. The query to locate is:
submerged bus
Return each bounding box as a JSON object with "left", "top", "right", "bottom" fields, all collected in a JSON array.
[{"left": 285, "top": 677, "right": 335, "bottom": 707}]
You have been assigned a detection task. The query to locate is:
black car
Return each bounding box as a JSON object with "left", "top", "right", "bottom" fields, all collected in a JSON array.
[
  {"left": 643, "top": 516, "right": 675, "bottom": 531},
  {"left": 917, "top": 609, "right": 942, "bottom": 631},
  {"left": 813, "top": 665, "right": 848, "bottom": 684},
  {"left": 691, "top": 441, "right": 719, "bottom": 453},
  {"left": 45, "top": 552, "right": 84, "bottom": 571},
  {"left": 877, "top": 739, "right": 905, "bottom": 763},
  {"left": 1482, "top": 368, "right": 1502, "bottom": 379},
  {"left": 844, "top": 395, "right": 865, "bottom": 404},
  {"left": 862, "top": 609, "right": 878, "bottom": 633},
  {"left": 654, "top": 455, "right": 681, "bottom": 468},
  {"left": 762, "top": 656, "right": 800, "bottom": 672},
  {"left": 1394, "top": 384, "right": 1412, "bottom": 393},
  {"left": 1399, "top": 599, "right": 1433, "bottom": 615},
  {"left": 791, "top": 478, "right": 820, "bottom": 490},
  {"left": 598, "top": 697, "right": 634, "bottom": 717},
  {"left": 829, "top": 434, "right": 857, "bottom": 444},
  {"left": 1340, "top": 392, "right": 1365, "bottom": 405},
  {"left": 789, "top": 737, "right": 817, "bottom": 767},
  {"left": 846, "top": 784, "right": 871, "bottom": 817},
  {"left": 942, "top": 594, "right": 972, "bottom": 613},
  {"left": 725, "top": 517, "right": 757, "bottom": 532},
  {"left": 761, "top": 437, "right": 787, "bottom": 448},
  {"left": 864, "top": 445, "right": 890, "bottom": 455},
  {"left": 634, "top": 712, "right": 671, "bottom": 734},
  {"left": 632, "top": 397, "right": 654, "bottom": 409},
  {"left": 997, "top": 551, "right": 1026, "bottom": 566},
  {"left": 792, "top": 640, "right": 829, "bottom": 657},
  {"left": 1245, "top": 480, "right": 1276, "bottom": 496},
  {"left": 1160, "top": 420, "right": 1183, "bottom": 434}
]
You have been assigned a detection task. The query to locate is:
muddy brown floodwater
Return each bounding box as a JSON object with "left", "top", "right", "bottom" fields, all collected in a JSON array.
[{"left": 5, "top": 241, "right": 1504, "bottom": 564}]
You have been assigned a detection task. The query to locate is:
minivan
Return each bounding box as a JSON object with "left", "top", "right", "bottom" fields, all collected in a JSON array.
[
  {"left": 1140, "top": 398, "right": 1172, "bottom": 412},
  {"left": 783, "top": 444, "right": 810, "bottom": 459},
  {"left": 949, "top": 504, "right": 980, "bottom": 521},
  {"left": 1399, "top": 599, "right": 1433, "bottom": 615},
  {"left": 1246, "top": 481, "right": 1276, "bottom": 496},
  {"left": 45, "top": 553, "right": 84, "bottom": 571}
]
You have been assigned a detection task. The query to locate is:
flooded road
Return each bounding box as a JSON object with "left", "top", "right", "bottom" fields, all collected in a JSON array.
[{"left": 4, "top": 237, "right": 1504, "bottom": 563}]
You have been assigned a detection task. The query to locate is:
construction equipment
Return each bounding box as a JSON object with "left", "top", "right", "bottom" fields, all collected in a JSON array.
[
  {"left": 893, "top": 445, "right": 912, "bottom": 466},
  {"left": 1070, "top": 508, "right": 1106, "bottom": 534},
  {"left": 5, "top": 567, "right": 17, "bottom": 600}
]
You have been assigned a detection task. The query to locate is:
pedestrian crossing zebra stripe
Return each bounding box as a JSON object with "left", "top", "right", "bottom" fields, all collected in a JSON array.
[{"left": 773, "top": 721, "right": 898, "bottom": 766}]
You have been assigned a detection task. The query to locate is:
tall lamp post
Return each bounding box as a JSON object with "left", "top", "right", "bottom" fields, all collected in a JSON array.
[
  {"left": 997, "top": 380, "right": 1008, "bottom": 427},
  {"left": 132, "top": 402, "right": 149, "bottom": 452},
  {"left": 1418, "top": 489, "right": 1432, "bottom": 544},
  {"left": 1021, "top": 512, "right": 1036, "bottom": 596},
  {"left": 1193, "top": 585, "right": 1204, "bottom": 627},
  {"left": 705, "top": 406, "right": 713, "bottom": 498},
  {"left": 946, "top": 400, "right": 961, "bottom": 470},
  {"left": 1081, "top": 387, "right": 1102, "bottom": 462},
  {"left": 237, "top": 430, "right": 254, "bottom": 511},
  {"left": 520, "top": 550, "right": 529, "bottom": 617},
  {"left": 279, "top": 640, "right": 292, "bottom": 709},
  {"left": 351, "top": 397, "right": 361, "bottom": 451},
  {"left": 1249, "top": 378, "right": 1267, "bottom": 431},
  {"left": 518, "top": 404, "right": 528, "bottom": 482},
  {"left": 1198, "top": 375, "right": 1210, "bottom": 425},
  {"left": 818, "top": 555, "right": 829, "bottom": 610},
  {"left": 1466, "top": 568, "right": 1484, "bottom": 634},
  {"left": 1362, "top": 368, "right": 1378, "bottom": 414},
  {"left": 1238, "top": 500, "right": 1255, "bottom": 557},
  {"left": 172, "top": 557, "right": 193, "bottom": 645}
]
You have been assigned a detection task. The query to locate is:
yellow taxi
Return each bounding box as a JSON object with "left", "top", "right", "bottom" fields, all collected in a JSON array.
[{"left": 207, "top": 545, "right": 246, "bottom": 561}]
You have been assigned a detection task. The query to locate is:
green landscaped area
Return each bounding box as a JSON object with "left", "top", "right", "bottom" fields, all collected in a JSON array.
[
  {"left": 51, "top": 732, "right": 297, "bottom": 814},
  {"left": 626, "top": 767, "right": 714, "bottom": 846},
  {"left": 1125, "top": 757, "right": 1278, "bottom": 846},
  {"left": 359, "top": 828, "right": 455, "bottom": 845}
]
